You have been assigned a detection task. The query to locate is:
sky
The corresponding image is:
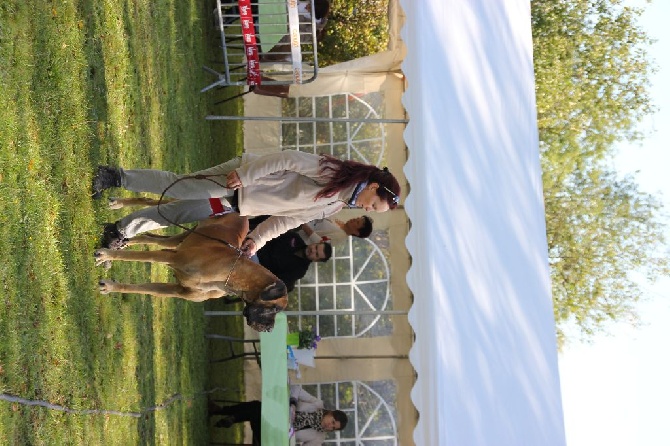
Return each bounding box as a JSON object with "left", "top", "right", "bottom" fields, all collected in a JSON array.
[{"left": 558, "top": 1, "right": 670, "bottom": 445}]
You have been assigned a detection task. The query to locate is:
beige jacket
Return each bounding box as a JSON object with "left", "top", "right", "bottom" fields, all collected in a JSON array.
[{"left": 236, "top": 151, "right": 356, "bottom": 251}]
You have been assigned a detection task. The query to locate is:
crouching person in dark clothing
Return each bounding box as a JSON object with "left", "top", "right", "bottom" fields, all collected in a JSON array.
[{"left": 253, "top": 228, "right": 332, "bottom": 292}]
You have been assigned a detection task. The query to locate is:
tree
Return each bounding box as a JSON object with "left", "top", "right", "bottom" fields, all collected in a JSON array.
[
  {"left": 532, "top": 0, "right": 669, "bottom": 344},
  {"left": 318, "top": 0, "right": 389, "bottom": 66},
  {"left": 545, "top": 167, "right": 669, "bottom": 346}
]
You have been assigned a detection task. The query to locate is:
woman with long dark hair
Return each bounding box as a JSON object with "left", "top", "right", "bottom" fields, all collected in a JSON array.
[{"left": 93, "top": 150, "right": 400, "bottom": 256}]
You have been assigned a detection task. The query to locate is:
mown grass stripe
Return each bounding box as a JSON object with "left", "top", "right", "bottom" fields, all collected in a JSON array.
[{"left": 1, "top": 1, "right": 245, "bottom": 444}]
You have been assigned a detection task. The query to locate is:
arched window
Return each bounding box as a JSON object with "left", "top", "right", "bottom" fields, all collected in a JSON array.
[
  {"left": 301, "top": 380, "right": 398, "bottom": 445},
  {"left": 280, "top": 92, "right": 387, "bottom": 164},
  {"left": 287, "top": 234, "right": 393, "bottom": 337}
]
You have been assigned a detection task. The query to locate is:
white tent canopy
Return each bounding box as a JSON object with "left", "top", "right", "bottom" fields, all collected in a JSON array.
[
  {"left": 401, "top": 0, "right": 566, "bottom": 445},
  {"left": 238, "top": 0, "right": 566, "bottom": 444}
]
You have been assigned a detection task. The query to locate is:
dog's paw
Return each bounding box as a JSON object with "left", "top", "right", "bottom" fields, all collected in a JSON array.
[
  {"left": 108, "top": 197, "right": 123, "bottom": 210},
  {"left": 94, "top": 249, "right": 110, "bottom": 266},
  {"left": 98, "top": 279, "right": 116, "bottom": 294}
]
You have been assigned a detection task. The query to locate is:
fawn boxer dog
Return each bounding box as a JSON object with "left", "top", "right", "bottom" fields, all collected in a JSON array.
[{"left": 94, "top": 212, "right": 287, "bottom": 332}]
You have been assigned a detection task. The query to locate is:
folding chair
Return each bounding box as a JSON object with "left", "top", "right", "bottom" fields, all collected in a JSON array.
[
  {"left": 207, "top": 334, "right": 262, "bottom": 368},
  {"left": 203, "top": 0, "right": 319, "bottom": 93}
]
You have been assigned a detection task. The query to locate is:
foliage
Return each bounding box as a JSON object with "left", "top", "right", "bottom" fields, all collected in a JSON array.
[
  {"left": 531, "top": 0, "right": 669, "bottom": 344},
  {"left": 298, "top": 328, "right": 322, "bottom": 349},
  {"left": 533, "top": 0, "right": 656, "bottom": 167},
  {"left": 318, "top": 0, "right": 390, "bottom": 66},
  {"left": 0, "top": 1, "right": 243, "bottom": 444},
  {"left": 545, "top": 168, "right": 669, "bottom": 345}
]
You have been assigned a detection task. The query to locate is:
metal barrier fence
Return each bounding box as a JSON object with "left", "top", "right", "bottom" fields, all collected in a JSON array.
[{"left": 203, "top": 0, "right": 319, "bottom": 92}]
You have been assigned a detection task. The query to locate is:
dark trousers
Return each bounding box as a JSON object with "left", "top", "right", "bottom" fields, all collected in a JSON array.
[{"left": 213, "top": 401, "right": 262, "bottom": 445}]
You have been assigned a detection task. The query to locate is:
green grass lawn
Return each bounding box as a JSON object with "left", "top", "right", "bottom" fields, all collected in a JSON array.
[{"left": 0, "top": 1, "right": 248, "bottom": 444}]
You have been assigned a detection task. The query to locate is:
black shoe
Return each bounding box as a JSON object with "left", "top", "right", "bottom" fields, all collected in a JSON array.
[
  {"left": 214, "top": 415, "right": 236, "bottom": 428},
  {"left": 92, "top": 165, "right": 121, "bottom": 199},
  {"left": 208, "top": 400, "right": 223, "bottom": 415},
  {"left": 100, "top": 222, "right": 127, "bottom": 250}
]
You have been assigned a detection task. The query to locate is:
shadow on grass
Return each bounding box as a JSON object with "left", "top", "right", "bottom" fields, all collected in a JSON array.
[{"left": 1, "top": 0, "right": 246, "bottom": 443}]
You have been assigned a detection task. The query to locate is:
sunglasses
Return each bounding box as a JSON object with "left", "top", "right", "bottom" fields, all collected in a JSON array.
[{"left": 382, "top": 186, "right": 400, "bottom": 205}]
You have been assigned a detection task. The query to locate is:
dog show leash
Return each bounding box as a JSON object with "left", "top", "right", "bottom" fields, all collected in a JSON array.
[{"left": 154, "top": 174, "right": 246, "bottom": 287}]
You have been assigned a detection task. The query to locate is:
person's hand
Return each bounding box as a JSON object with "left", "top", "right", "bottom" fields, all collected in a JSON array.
[
  {"left": 241, "top": 238, "right": 257, "bottom": 257},
  {"left": 226, "top": 170, "right": 242, "bottom": 189},
  {"left": 289, "top": 403, "right": 297, "bottom": 427},
  {"left": 301, "top": 223, "right": 314, "bottom": 236}
]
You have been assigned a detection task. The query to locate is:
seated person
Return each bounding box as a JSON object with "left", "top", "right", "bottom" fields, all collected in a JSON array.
[
  {"left": 255, "top": 229, "right": 332, "bottom": 292},
  {"left": 210, "top": 385, "right": 348, "bottom": 445},
  {"left": 250, "top": 215, "right": 372, "bottom": 245},
  {"left": 298, "top": 215, "right": 373, "bottom": 245}
]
